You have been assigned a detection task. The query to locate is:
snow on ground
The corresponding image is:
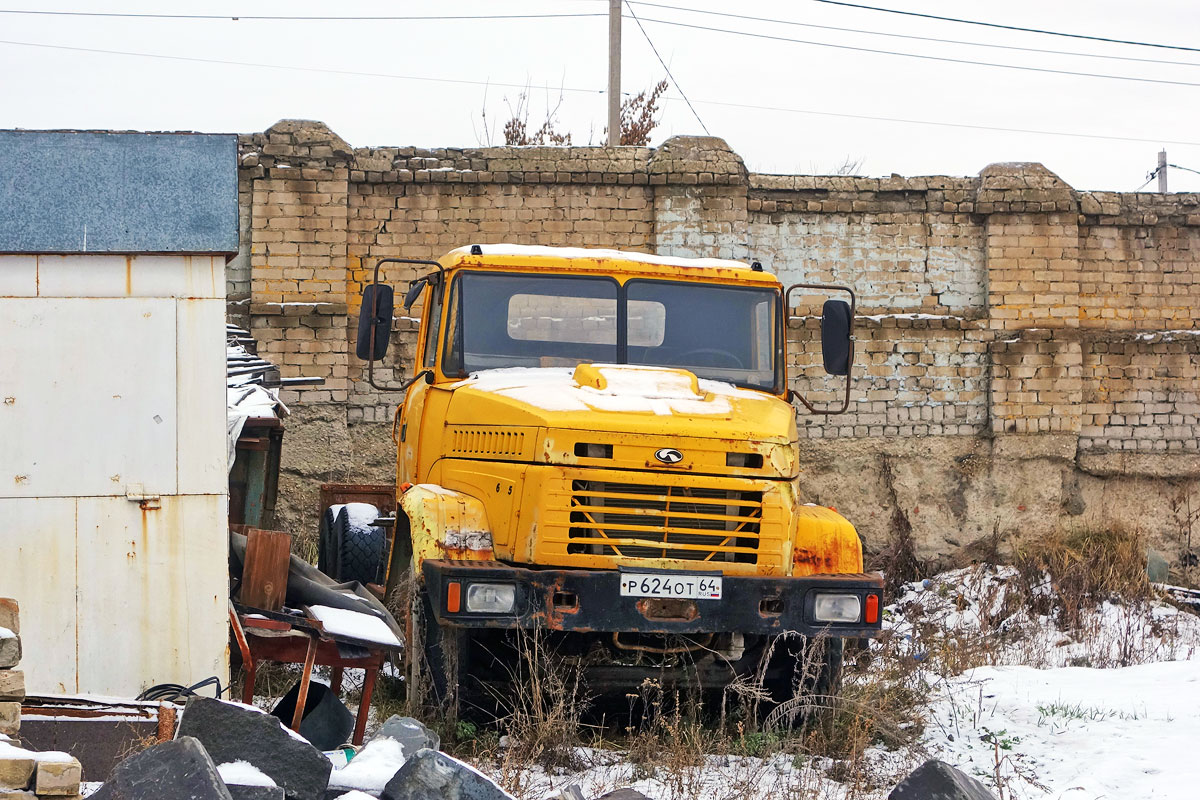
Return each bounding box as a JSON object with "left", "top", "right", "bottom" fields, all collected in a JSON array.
[
  {"left": 922, "top": 661, "right": 1200, "bottom": 799},
  {"left": 886, "top": 565, "right": 1200, "bottom": 668},
  {"left": 483, "top": 566, "right": 1200, "bottom": 800}
]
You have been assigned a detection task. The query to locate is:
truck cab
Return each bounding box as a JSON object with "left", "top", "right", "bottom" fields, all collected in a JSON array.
[{"left": 356, "top": 244, "right": 883, "bottom": 707}]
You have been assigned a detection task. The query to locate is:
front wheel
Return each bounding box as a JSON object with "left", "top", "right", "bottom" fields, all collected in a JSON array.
[{"left": 760, "top": 635, "right": 844, "bottom": 719}]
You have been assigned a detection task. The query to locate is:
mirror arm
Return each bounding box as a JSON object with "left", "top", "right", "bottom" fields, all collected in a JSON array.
[
  {"left": 784, "top": 282, "right": 856, "bottom": 416},
  {"left": 364, "top": 258, "right": 445, "bottom": 393},
  {"left": 788, "top": 377, "right": 851, "bottom": 415}
]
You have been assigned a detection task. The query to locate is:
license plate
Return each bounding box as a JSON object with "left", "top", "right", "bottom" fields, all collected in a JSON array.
[{"left": 619, "top": 573, "right": 722, "bottom": 600}]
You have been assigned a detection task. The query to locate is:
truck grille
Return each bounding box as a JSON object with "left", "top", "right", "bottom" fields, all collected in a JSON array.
[{"left": 566, "top": 481, "right": 762, "bottom": 564}]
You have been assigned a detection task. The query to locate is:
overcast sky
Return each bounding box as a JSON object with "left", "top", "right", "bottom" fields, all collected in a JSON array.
[{"left": 2, "top": 0, "right": 1199, "bottom": 191}]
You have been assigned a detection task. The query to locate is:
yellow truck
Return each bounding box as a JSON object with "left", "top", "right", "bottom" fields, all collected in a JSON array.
[{"left": 344, "top": 244, "right": 883, "bottom": 709}]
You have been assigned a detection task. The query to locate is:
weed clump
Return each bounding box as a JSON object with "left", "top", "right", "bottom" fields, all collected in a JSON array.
[{"left": 1015, "top": 526, "right": 1151, "bottom": 628}]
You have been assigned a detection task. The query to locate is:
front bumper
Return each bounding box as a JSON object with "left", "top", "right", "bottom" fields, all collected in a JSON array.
[{"left": 422, "top": 560, "right": 884, "bottom": 638}]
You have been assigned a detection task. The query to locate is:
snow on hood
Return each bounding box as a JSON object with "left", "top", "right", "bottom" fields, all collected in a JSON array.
[{"left": 451, "top": 365, "right": 757, "bottom": 416}]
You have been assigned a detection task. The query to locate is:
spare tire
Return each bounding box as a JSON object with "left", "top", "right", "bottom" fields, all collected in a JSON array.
[
  {"left": 317, "top": 504, "right": 344, "bottom": 575},
  {"left": 317, "top": 503, "right": 387, "bottom": 585}
]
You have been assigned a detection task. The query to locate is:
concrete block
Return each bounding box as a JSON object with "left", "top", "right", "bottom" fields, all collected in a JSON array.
[
  {"left": 0, "top": 750, "right": 35, "bottom": 790},
  {"left": 33, "top": 759, "right": 81, "bottom": 796},
  {"left": 0, "top": 672, "right": 24, "bottom": 701},
  {"left": 0, "top": 704, "right": 19, "bottom": 736},
  {"left": 0, "top": 603, "right": 18, "bottom": 637},
  {"left": 0, "top": 634, "right": 18, "bottom": 669}
]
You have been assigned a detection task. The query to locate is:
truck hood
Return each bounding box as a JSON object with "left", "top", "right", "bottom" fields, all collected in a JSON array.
[{"left": 442, "top": 364, "right": 797, "bottom": 443}]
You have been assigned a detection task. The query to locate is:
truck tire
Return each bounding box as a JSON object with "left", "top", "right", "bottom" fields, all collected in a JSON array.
[
  {"left": 416, "top": 588, "right": 471, "bottom": 714},
  {"left": 316, "top": 504, "right": 343, "bottom": 575},
  {"left": 317, "top": 503, "right": 386, "bottom": 585},
  {"left": 763, "top": 635, "right": 843, "bottom": 705}
]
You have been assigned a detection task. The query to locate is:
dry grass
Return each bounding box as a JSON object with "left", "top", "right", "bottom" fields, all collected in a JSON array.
[{"left": 1015, "top": 526, "right": 1151, "bottom": 627}]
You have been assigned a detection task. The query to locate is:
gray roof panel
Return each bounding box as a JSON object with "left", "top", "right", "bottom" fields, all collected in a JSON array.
[{"left": 0, "top": 130, "right": 238, "bottom": 254}]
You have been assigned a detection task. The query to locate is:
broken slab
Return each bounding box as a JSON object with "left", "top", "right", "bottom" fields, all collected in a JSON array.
[
  {"left": 593, "top": 791, "right": 651, "bottom": 800},
  {"left": 90, "top": 736, "right": 232, "bottom": 800},
  {"left": 0, "top": 601, "right": 17, "bottom": 636},
  {"left": 889, "top": 759, "right": 998, "bottom": 800},
  {"left": 176, "top": 697, "right": 330, "bottom": 800},
  {"left": 0, "top": 704, "right": 18, "bottom": 737},
  {"left": 380, "top": 749, "right": 514, "bottom": 800},
  {"left": 0, "top": 743, "right": 36, "bottom": 790},
  {"left": 0, "top": 672, "right": 24, "bottom": 702},
  {"left": 33, "top": 756, "right": 81, "bottom": 796},
  {"left": 0, "top": 630, "right": 19, "bottom": 670},
  {"left": 371, "top": 716, "right": 439, "bottom": 758}
]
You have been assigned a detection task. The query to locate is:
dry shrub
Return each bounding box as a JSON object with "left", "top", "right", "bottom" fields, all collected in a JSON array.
[
  {"left": 1015, "top": 526, "right": 1150, "bottom": 628},
  {"left": 489, "top": 629, "right": 591, "bottom": 774}
]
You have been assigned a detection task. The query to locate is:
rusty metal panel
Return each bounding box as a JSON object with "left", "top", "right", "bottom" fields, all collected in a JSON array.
[
  {"left": 318, "top": 483, "right": 397, "bottom": 516},
  {"left": 177, "top": 298, "right": 228, "bottom": 496},
  {"left": 34, "top": 254, "right": 226, "bottom": 299},
  {"left": 0, "top": 297, "right": 178, "bottom": 498},
  {"left": 0, "top": 498, "right": 79, "bottom": 695},
  {"left": 0, "top": 130, "right": 237, "bottom": 254},
  {"left": 75, "top": 494, "right": 229, "bottom": 696}
]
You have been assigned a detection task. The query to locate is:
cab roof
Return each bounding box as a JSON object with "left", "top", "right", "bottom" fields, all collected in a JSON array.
[{"left": 439, "top": 244, "right": 781, "bottom": 286}]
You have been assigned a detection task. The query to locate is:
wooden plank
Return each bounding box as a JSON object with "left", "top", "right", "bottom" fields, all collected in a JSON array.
[{"left": 240, "top": 528, "right": 292, "bottom": 612}]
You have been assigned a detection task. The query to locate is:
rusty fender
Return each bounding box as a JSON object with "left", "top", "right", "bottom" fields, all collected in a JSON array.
[{"left": 400, "top": 484, "right": 496, "bottom": 570}]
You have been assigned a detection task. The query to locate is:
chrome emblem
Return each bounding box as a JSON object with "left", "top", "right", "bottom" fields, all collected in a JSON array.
[{"left": 654, "top": 448, "right": 684, "bottom": 464}]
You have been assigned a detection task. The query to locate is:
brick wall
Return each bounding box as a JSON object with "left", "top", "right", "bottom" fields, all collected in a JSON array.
[{"left": 235, "top": 120, "right": 1200, "bottom": 577}]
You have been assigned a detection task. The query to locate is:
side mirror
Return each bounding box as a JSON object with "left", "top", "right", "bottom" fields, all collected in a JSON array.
[
  {"left": 403, "top": 277, "right": 427, "bottom": 310},
  {"left": 356, "top": 283, "right": 394, "bottom": 361},
  {"left": 821, "top": 299, "right": 852, "bottom": 376}
]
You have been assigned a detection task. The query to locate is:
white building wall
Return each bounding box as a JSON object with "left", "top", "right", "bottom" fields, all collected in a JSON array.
[{"left": 0, "top": 254, "right": 229, "bottom": 696}]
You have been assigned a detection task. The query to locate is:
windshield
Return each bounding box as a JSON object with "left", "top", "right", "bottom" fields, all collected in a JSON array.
[{"left": 441, "top": 272, "right": 782, "bottom": 392}]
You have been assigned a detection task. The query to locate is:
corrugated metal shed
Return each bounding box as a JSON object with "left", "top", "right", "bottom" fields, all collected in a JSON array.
[
  {"left": 0, "top": 130, "right": 238, "bottom": 254},
  {"left": 0, "top": 129, "right": 235, "bottom": 697}
]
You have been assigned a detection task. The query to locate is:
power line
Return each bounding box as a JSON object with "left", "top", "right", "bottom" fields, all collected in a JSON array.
[
  {"left": 804, "top": 0, "right": 1200, "bottom": 54},
  {"left": 658, "top": 94, "right": 1200, "bottom": 148},
  {"left": 623, "top": 1, "right": 709, "bottom": 135},
  {"left": 634, "top": 16, "right": 1200, "bottom": 89},
  {"left": 0, "top": 9, "right": 606, "bottom": 22},
  {"left": 2, "top": 37, "right": 1196, "bottom": 149},
  {"left": 628, "top": 2, "right": 1200, "bottom": 70},
  {"left": 0, "top": 39, "right": 610, "bottom": 96},
  {"left": 1168, "top": 162, "right": 1200, "bottom": 177}
]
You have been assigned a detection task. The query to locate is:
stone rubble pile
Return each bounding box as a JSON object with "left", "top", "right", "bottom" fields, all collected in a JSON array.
[
  {"left": 88, "top": 696, "right": 514, "bottom": 800},
  {"left": 0, "top": 598, "right": 85, "bottom": 800}
]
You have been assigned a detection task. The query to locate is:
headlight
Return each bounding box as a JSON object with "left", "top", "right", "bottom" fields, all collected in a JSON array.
[
  {"left": 812, "top": 593, "right": 862, "bottom": 623},
  {"left": 465, "top": 583, "right": 517, "bottom": 614}
]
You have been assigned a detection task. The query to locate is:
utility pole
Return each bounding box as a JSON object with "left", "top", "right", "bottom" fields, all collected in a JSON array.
[
  {"left": 1158, "top": 150, "right": 1168, "bottom": 193},
  {"left": 607, "top": 0, "right": 622, "bottom": 147}
]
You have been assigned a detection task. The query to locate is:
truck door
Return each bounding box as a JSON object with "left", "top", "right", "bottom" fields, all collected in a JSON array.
[{"left": 399, "top": 282, "right": 443, "bottom": 483}]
